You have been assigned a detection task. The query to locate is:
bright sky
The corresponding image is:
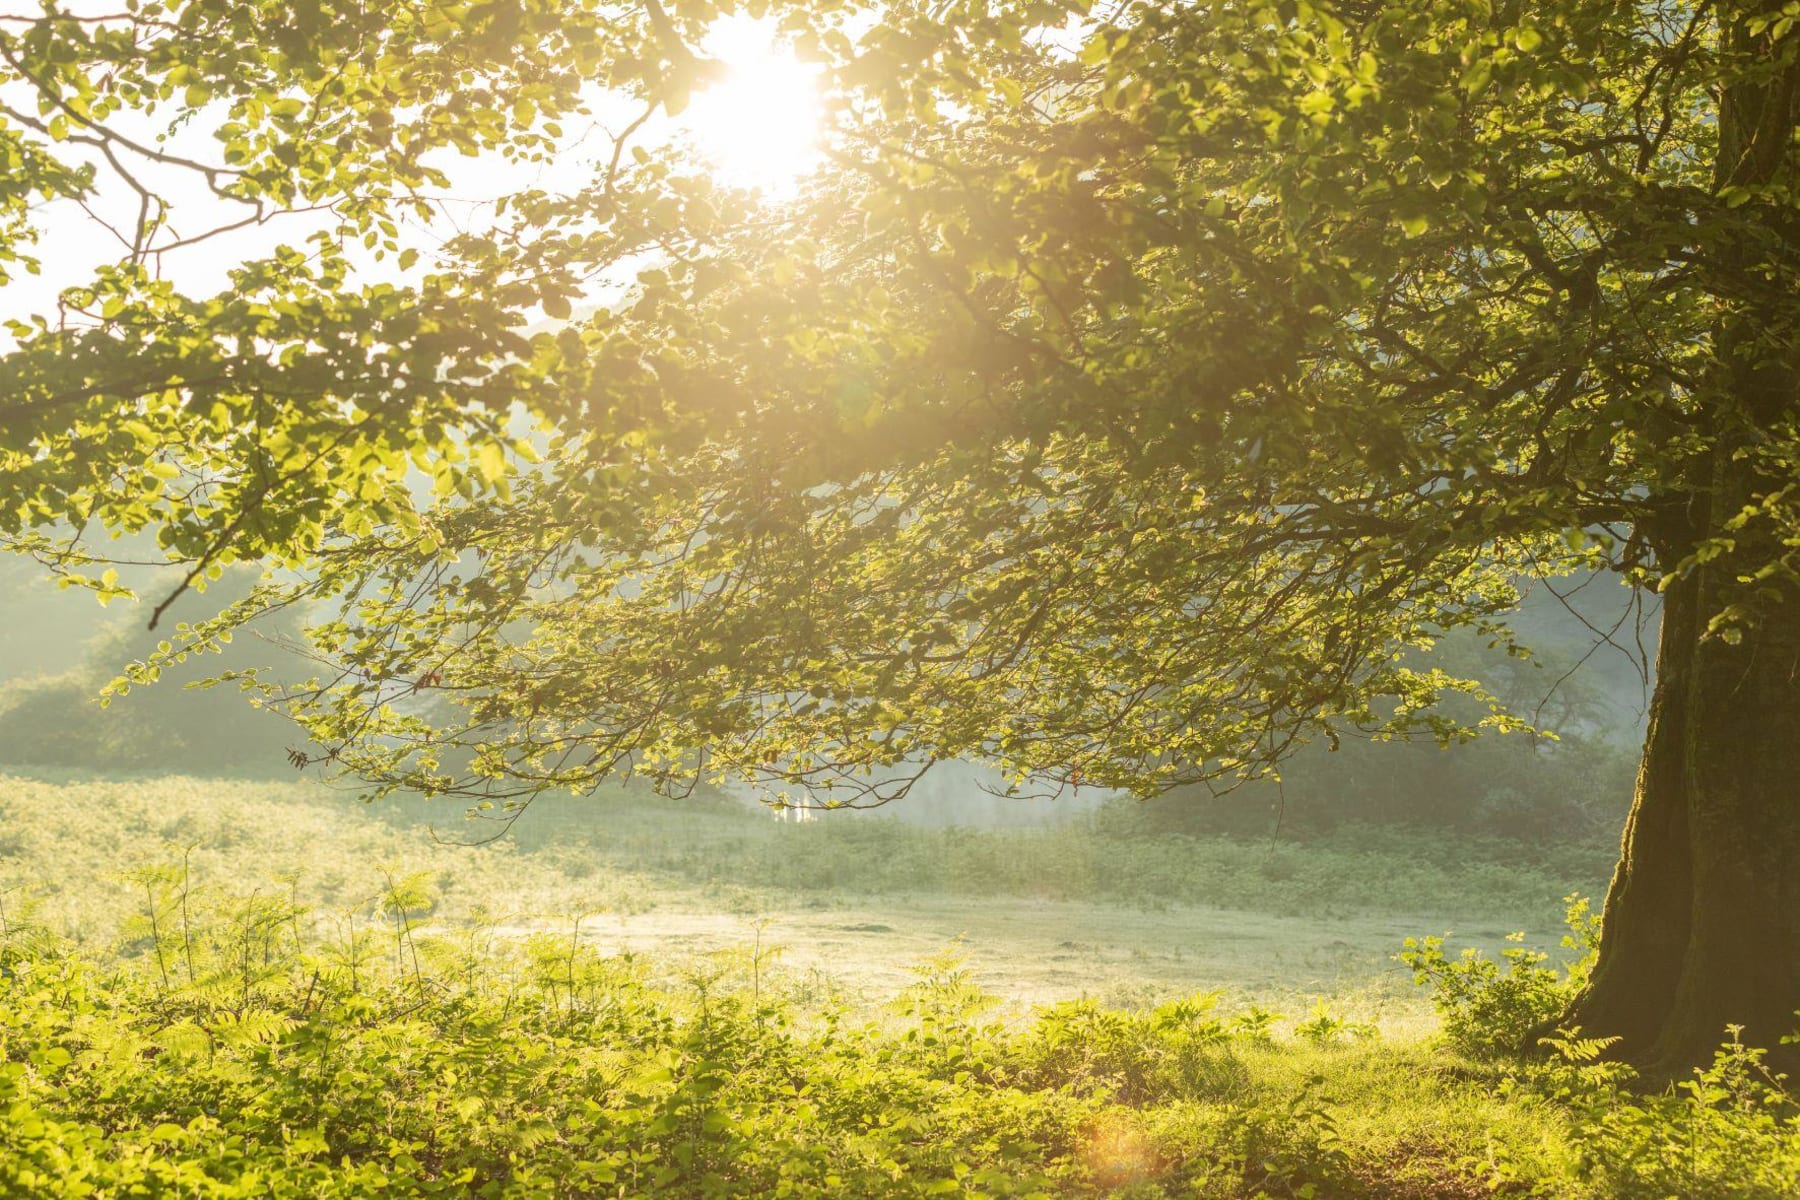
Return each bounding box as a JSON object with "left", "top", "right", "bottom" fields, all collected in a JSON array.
[
  {"left": 0, "top": 14, "right": 825, "bottom": 332},
  {"left": 685, "top": 16, "right": 825, "bottom": 195}
]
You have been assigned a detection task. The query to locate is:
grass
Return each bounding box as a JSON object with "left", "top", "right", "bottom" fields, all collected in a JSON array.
[
  {"left": 0, "top": 770, "right": 1614, "bottom": 933},
  {"left": 2, "top": 770, "right": 1791, "bottom": 1198},
  {"left": 499, "top": 787, "right": 1617, "bottom": 927},
  {"left": 0, "top": 770, "right": 1592, "bottom": 1018}
]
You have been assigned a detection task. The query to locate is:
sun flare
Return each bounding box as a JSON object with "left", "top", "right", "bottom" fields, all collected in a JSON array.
[{"left": 683, "top": 17, "right": 824, "bottom": 194}]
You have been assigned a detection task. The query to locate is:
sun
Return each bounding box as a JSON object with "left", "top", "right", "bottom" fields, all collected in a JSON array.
[{"left": 682, "top": 17, "right": 824, "bottom": 194}]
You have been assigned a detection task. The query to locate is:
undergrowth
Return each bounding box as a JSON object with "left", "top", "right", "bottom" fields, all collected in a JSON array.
[
  {"left": 1399, "top": 894, "right": 1601, "bottom": 1057},
  {"left": 0, "top": 864, "right": 1795, "bottom": 1198}
]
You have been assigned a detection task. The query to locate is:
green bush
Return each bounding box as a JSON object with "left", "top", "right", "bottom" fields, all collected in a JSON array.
[
  {"left": 1551, "top": 1031, "right": 1800, "bottom": 1199},
  {"left": 1400, "top": 894, "right": 1599, "bottom": 1057}
]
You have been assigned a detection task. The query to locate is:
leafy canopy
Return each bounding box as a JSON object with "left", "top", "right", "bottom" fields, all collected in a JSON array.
[{"left": 6, "top": 1, "right": 1797, "bottom": 808}]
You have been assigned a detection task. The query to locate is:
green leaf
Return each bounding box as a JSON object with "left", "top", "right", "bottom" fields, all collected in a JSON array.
[{"left": 475, "top": 441, "right": 507, "bottom": 485}]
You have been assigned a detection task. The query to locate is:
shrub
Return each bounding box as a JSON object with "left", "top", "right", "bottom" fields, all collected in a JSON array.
[
  {"left": 1400, "top": 894, "right": 1598, "bottom": 1056},
  {"left": 1525, "top": 1028, "right": 1800, "bottom": 1200},
  {"left": 1016, "top": 993, "right": 1233, "bottom": 1104}
]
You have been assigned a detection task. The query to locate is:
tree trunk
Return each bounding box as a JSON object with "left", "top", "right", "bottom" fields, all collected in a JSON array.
[
  {"left": 1670, "top": 575, "right": 1800, "bottom": 1077},
  {"left": 1562, "top": 1, "right": 1800, "bottom": 1080},
  {"left": 1566, "top": 564, "right": 1800, "bottom": 1080},
  {"left": 1559, "top": 571, "right": 1696, "bottom": 1059}
]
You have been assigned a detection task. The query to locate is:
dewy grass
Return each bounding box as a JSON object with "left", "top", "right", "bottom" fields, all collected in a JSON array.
[{"left": 2, "top": 772, "right": 1795, "bottom": 1198}]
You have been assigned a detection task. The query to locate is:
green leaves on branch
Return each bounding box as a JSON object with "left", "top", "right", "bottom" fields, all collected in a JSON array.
[{"left": 11, "top": 0, "right": 1800, "bottom": 809}]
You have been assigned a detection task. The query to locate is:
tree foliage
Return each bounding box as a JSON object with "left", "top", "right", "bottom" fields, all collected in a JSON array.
[
  {"left": 95, "top": 0, "right": 1788, "bottom": 811},
  {"left": 0, "top": 0, "right": 733, "bottom": 605},
  {"left": 6, "top": 0, "right": 1800, "bottom": 1063}
]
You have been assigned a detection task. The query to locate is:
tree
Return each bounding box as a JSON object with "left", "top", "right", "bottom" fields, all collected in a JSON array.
[
  {"left": 0, "top": 0, "right": 725, "bottom": 602},
  {"left": 6, "top": 1, "right": 1799, "bottom": 1076}
]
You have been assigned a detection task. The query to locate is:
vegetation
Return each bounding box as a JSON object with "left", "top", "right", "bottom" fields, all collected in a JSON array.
[
  {"left": 0, "top": 914, "right": 1571, "bottom": 1199},
  {"left": 0, "top": 779, "right": 1794, "bottom": 1198},
  {"left": 0, "top": 590, "right": 309, "bottom": 774},
  {"left": 1400, "top": 896, "right": 1603, "bottom": 1059},
  {"left": 0, "top": 772, "right": 1617, "bottom": 938},
  {"left": 3, "top": 0, "right": 1768, "bottom": 1072},
  {"left": 524, "top": 798, "right": 1617, "bottom": 926}
]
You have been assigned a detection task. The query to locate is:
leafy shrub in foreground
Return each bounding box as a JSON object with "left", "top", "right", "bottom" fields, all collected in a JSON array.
[
  {"left": 1406, "top": 899, "right": 1800, "bottom": 1198},
  {"left": 1400, "top": 894, "right": 1599, "bottom": 1056},
  {"left": 1017, "top": 993, "right": 1231, "bottom": 1105},
  {"left": 1494, "top": 1028, "right": 1800, "bottom": 1200}
]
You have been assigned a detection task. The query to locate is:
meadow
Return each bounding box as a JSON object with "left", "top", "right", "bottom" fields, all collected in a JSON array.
[
  {"left": 1, "top": 771, "right": 1795, "bottom": 1197},
  {"left": 1, "top": 772, "right": 1599, "bottom": 1010}
]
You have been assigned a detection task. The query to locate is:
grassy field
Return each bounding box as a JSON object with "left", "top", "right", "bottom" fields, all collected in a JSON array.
[
  {"left": 1, "top": 772, "right": 1793, "bottom": 1198},
  {"left": 0, "top": 771, "right": 1595, "bottom": 1018}
]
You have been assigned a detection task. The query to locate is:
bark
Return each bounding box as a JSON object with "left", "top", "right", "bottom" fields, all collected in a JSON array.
[
  {"left": 1562, "top": 1, "right": 1800, "bottom": 1080},
  {"left": 1665, "top": 571, "right": 1800, "bottom": 1077},
  {"left": 1560, "top": 571, "right": 1696, "bottom": 1057},
  {"left": 1566, "top": 568, "right": 1800, "bottom": 1080}
]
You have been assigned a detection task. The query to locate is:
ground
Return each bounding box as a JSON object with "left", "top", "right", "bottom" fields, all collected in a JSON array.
[{"left": 1, "top": 771, "right": 1793, "bottom": 1198}]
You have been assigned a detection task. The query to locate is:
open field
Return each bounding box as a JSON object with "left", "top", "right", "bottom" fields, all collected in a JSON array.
[
  {"left": 521, "top": 898, "right": 1482, "bottom": 1024},
  {"left": 0, "top": 771, "right": 1582, "bottom": 1023},
  {"left": 2, "top": 772, "right": 1795, "bottom": 1198}
]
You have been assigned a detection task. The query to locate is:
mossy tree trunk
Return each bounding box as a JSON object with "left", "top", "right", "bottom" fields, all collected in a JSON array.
[
  {"left": 1568, "top": 564, "right": 1800, "bottom": 1079},
  {"left": 1566, "top": 2, "right": 1800, "bottom": 1079}
]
